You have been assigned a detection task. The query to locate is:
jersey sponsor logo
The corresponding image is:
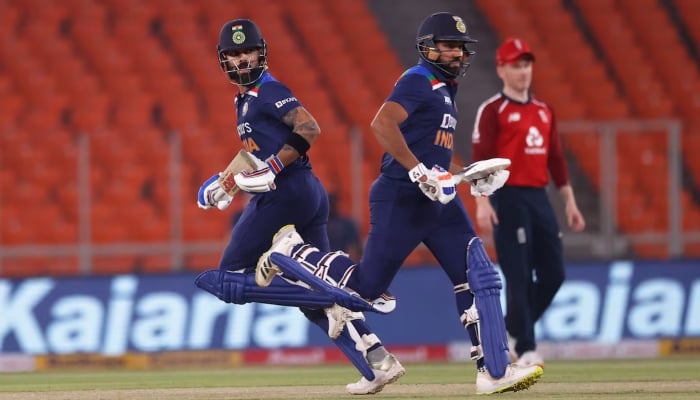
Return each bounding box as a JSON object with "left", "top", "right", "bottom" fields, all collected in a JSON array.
[
  {"left": 274, "top": 97, "right": 298, "bottom": 109},
  {"left": 434, "top": 114, "right": 457, "bottom": 150},
  {"left": 237, "top": 122, "right": 253, "bottom": 137},
  {"left": 440, "top": 114, "right": 457, "bottom": 130},
  {"left": 242, "top": 137, "right": 260, "bottom": 152},
  {"left": 507, "top": 112, "right": 521, "bottom": 122},
  {"left": 525, "top": 126, "right": 546, "bottom": 154}
]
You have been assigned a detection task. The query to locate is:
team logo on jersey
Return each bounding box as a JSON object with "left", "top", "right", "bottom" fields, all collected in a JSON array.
[
  {"left": 538, "top": 109, "right": 549, "bottom": 123},
  {"left": 453, "top": 16, "right": 467, "bottom": 34},
  {"left": 231, "top": 25, "right": 246, "bottom": 44},
  {"left": 525, "top": 126, "right": 546, "bottom": 154},
  {"left": 242, "top": 101, "right": 249, "bottom": 116},
  {"left": 444, "top": 96, "right": 452, "bottom": 105},
  {"left": 507, "top": 112, "right": 521, "bottom": 122}
]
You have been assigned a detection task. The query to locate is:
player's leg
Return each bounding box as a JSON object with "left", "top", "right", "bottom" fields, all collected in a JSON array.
[
  {"left": 424, "top": 200, "right": 542, "bottom": 394},
  {"left": 304, "top": 308, "right": 405, "bottom": 395},
  {"left": 529, "top": 192, "right": 565, "bottom": 322},
  {"left": 348, "top": 179, "right": 430, "bottom": 299},
  {"left": 195, "top": 268, "right": 337, "bottom": 308},
  {"left": 490, "top": 187, "right": 536, "bottom": 357}
]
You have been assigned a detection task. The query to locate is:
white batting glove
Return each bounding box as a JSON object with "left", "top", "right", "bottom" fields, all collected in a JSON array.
[
  {"left": 197, "top": 173, "right": 233, "bottom": 210},
  {"left": 409, "top": 163, "right": 438, "bottom": 201},
  {"left": 408, "top": 163, "right": 456, "bottom": 204},
  {"left": 431, "top": 165, "right": 457, "bottom": 204},
  {"left": 234, "top": 155, "right": 282, "bottom": 193},
  {"left": 470, "top": 170, "right": 510, "bottom": 197},
  {"left": 455, "top": 158, "right": 511, "bottom": 197}
]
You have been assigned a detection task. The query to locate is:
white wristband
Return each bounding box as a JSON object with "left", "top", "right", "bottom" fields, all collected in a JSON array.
[{"left": 408, "top": 163, "right": 429, "bottom": 183}]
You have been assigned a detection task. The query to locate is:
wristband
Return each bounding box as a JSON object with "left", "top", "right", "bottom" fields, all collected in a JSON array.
[
  {"left": 285, "top": 132, "right": 311, "bottom": 155},
  {"left": 408, "top": 163, "right": 429, "bottom": 183},
  {"left": 266, "top": 155, "right": 284, "bottom": 175}
]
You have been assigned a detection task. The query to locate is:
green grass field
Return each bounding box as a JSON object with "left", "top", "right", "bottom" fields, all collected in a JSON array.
[{"left": 1, "top": 357, "right": 699, "bottom": 400}]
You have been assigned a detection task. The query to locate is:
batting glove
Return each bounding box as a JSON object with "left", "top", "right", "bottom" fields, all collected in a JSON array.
[
  {"left": 409, "top": 162, "right": 438, "bottom": 202},
  {"left": 408, "top": 163, "right": 456, "bottom": 204},
  {"left": 197, "top": 173, "right": 233, "bottom": 210},
  {"left": 234, "top": 155, "right": 283, "bottom": 193},
  {"left": 455, "top": 158, "right": 511, "bottom": 197},
  {"left": 431, "top": 165, "right": 457, "bottom": 204}
]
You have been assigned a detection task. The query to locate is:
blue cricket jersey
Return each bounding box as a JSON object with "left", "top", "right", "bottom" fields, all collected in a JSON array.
[
  {"left": 235, "top": 71, "right": 310, "bottom": 171},
  {"left": 381, "top": 60, "right": 459, "bottom": 179},
  {"left": 218, "top": 70, "right": 329, "bottom": 272}
]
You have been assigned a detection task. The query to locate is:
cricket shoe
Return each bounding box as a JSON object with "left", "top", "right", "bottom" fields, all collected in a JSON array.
[
  {"left": 346, "top": 354, "right": 405, "bottom": 395},
  {"left": 475, "top": 363, "right": 543, "bottom": 395},
  {"left": 515, "top": 351, "right": 544, "bottom": 369},
  {"left": 324, "top": 304, "right": 364, "bottom": 339},
  {"left": 255, "top": 224, "right": 303, "bottom": 287}
]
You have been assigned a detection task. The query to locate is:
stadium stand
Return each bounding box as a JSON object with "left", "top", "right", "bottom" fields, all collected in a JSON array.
[{"left": 0, "top": 0, "right": 698, "bottom": 277}]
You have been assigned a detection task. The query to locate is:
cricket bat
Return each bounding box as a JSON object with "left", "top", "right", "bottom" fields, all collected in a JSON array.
[{"left": 217, "top": 150, "right": 263, "bottom": 197}]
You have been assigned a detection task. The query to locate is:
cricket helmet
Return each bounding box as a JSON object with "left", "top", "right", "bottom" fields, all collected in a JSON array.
[
  {"left": 416, "top": 12, "right": 477, "bottom": 78},
  {"left": 217, "top": 19, "right": 268, "bottom": 85}
]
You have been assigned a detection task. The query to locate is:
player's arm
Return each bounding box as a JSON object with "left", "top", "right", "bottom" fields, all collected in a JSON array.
[
  {"left": 471, "top": 102, "right": 502, "bottom": 232},
  {"left": 372, "top": 101, "right": 456, "bottom": 204},
  {"left": 278, "top": 106, "right": 320, "bottom": 164},
  {"left": 234, "top": 106, "right": 320, "bottom": 193},
  {"left": 370, "top": 101, "right": 418, "bottom": 169},
  {"left": 548, "top": 113, "right": 585, "bottom": 232}
]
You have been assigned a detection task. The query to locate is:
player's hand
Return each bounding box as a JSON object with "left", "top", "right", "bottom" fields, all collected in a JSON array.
[
  {"left": 234, "top": 155, "right": 282, "bottom": 193},
  {"left": 197, "top": 173, "right": 233, "bottom": 210},
  {"left": 457, "top": 158, "right": 511, "bottom": 197},
  {"left": 431, "top": 165, "right": 457, "bottom": 204},
  {"left": 470, "top": 170, "right": 509, "bottom": 197},
  {"left": 408, "top": 163, "right": 456, "bottom": 204},
  {"left": 409, "top": 163, "right": 438, "bottom": 201}
]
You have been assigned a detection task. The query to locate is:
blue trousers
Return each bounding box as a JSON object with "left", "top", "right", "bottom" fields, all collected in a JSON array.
[
  {"left": 349, "top": 176, "right": 477, "bottom": 306},
  {"left": 219, "top": 167, "right": 330, "bottom": 271},
  {"left": 490, "top": 186, "right": 565, "bottom": 355}
]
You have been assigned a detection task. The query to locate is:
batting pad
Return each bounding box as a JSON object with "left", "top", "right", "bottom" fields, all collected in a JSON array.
[
  {"left": 270, "top": 253, "right": 389, "bottom": 314},
  {"left": 195, "top": 269, "right": 337, "bottom": 308},
  {"left": 466, "top": 238, "right": 510, "bottom": 379}
]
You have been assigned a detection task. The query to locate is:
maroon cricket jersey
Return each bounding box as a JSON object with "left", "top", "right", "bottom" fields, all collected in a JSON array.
[{"left": 471, "top": 93, "right": 569, "bottom": 188}]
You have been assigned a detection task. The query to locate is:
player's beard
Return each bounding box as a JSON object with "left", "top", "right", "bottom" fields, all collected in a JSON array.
[
  {"left": 442, "top": 57, "right": 465, "bottom": 78},
  {"left": 234, "top": 61, "right": 255, "bottom": 85}
]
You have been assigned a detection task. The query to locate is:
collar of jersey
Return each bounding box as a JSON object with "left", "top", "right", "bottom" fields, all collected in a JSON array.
[
  {"left": 244, "top": 71, "right": 274, "bottom": 98},
  {"left": 417, "top": 60, "right": 457, "bottom": 86},
  {"left": 500, "top": 91, "right": 532, "bottom": 105}
]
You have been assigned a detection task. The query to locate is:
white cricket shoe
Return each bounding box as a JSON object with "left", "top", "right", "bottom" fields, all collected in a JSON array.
[
  {"left": 516, "top": 351, "right": 544, "bottom": 368},
  {"left": 324, "top": 304, "right": 364, "bottom": 339},
  {"left": 475, "top": 363, "right": 543, "bottom": 395},
  {"left": 346, "top": 354, "right": 405, "bottom": 395},
  {"left": 255, "top": 224, "right": 303, "bottom": 287}
]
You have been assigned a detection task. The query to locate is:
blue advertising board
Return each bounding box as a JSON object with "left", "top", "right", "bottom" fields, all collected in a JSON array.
[{"left": 1, "top": 260, "right": 698, "bottom": 355}]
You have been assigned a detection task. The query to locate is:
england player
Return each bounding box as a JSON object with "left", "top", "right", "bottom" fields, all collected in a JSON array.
[
  {"left": 194, "top": 19, "right": 404, "bottom": 395},
  {"left": 472, "top": 37, "right": 586, "bottom": 368},
  {"left": 255, "top": 13, "right": 543, "bottom": 395}
]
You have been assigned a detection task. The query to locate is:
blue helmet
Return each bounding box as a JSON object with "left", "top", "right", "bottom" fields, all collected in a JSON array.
[
  {"left": 416, "top": 12, "right": 477, "bottom": 78},
  {"left": 217, "top": 19, "right": 268, "bottom": 85}
]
